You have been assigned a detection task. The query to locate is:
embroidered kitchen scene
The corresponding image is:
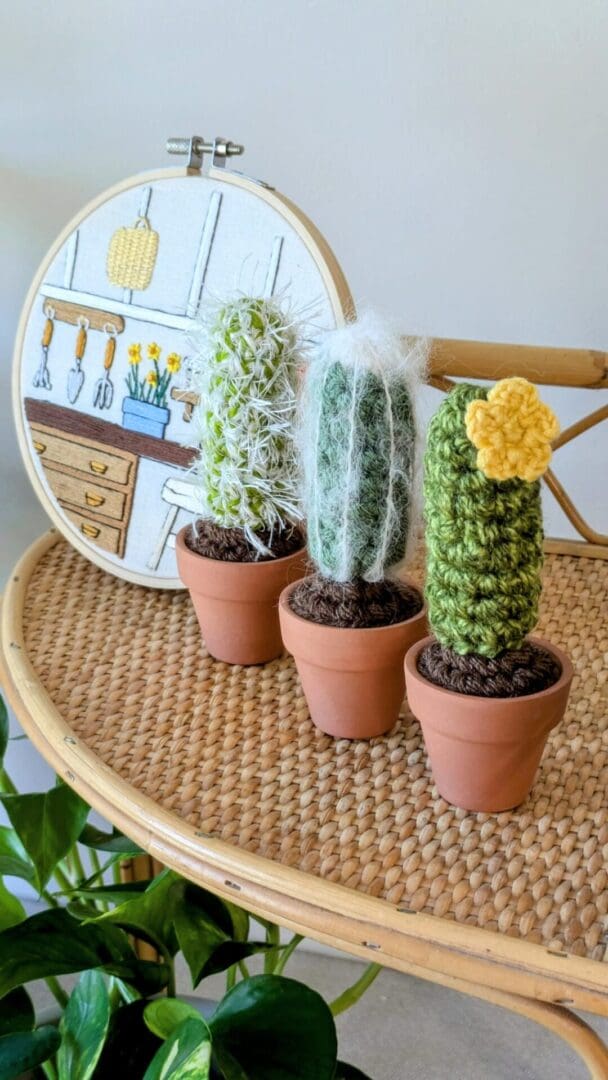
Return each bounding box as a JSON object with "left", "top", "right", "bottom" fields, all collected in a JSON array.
[{"left": 18, "top": 171, "right": 339, "bottom": 584}]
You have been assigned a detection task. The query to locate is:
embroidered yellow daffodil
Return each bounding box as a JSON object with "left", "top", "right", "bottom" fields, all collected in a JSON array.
[
  {"left": 166, "top": 352, "right": 182, "bottom": 374},
  {"left": 147, "top": 342, "right": 162, "bottom": 361},
  {"left": 146, "top": 369, "right": 158, "bottom": 387},
  {"left": 465, "top": 377, "right": 559, "bottom": 482},
  {"left": 127, "top": 343, "right": 141, "bottom": 365}
]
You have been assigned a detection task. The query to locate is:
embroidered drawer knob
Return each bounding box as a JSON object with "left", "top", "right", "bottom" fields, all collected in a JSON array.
[
  {"left": 89, "top": 460, "right": 108, "bottom": 475},
  {"left": 81, "top": 523, "right": 100, "bottom": 539},
  {"left": 33, "top": 440, "right": 46, "bottom": 454},
  {"left": 85, "top": 492, "right": 105, "bottom": 507}
]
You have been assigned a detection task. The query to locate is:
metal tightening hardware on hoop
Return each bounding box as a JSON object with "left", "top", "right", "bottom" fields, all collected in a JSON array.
[{"left": 166, "top": 135, "right": 244, "bottom": 171}]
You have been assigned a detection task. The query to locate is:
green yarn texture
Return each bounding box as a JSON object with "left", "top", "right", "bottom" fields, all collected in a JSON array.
[
  {"left": 305, "top": 359, "right": 416, "bottom": 582},
  {"left": 424, "top": 383, "right": 544, "bottom": 657},
  {"left": 189, "top": 296, "right": 300, "bottom": 548}
]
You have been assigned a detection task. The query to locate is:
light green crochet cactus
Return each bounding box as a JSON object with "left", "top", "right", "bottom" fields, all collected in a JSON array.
[
  {"left": 301, "top": 314, "right": 427, "bottom": 582},
  {"left": 189, "top": 296, "right": 301, "bottom": 549},
  {"left": 424, "top": 379, "right": 559, "bottom": 657}
]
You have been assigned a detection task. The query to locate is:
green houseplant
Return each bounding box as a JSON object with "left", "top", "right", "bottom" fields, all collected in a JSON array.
[
  {"left": 404, "top": 378, "right": 574, "bottom": 811},
  {"left": 0, "top": 695, "right": 376, "bottom": 1078},
  {"left": 176, "top": 296, "right": 307, "bottom": 665},
  {"left": 279, "top": 313, "right": 428, "bottom": 739}
]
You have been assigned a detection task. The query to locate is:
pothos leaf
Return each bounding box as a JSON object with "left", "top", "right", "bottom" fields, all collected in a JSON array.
[
  {"left": 78, "top": 824, "right": 145, "bottom": 855},
  {"left": 0, "top": 786, "right": 89, "bottom": 891},
  {"left": 0, "top": 826, "right": 36, "bottom": 886},
  {"left": 0, "top": 908, "right": 169, "bottom": 999},
  {"left": 210, "top": 975, "right": 337, "bottom": 1080},
  {"left": 0, "top": 879, "right": 25, "bottom": 932},
  {"left": 58, "top": 970, "right": 111, "bottom": 1080},
  {"left": 0, "top": 1026, "right": 61, "bottom": 1080},
  {"left": 144, "top": 998, "right": 201, "bottom": 1040},
  {"left": 0, "top": 987, "right": 34, "bottom": 1037},
  {"left": 143, "top": 1017, "right": 211, "bottom": 1080}
]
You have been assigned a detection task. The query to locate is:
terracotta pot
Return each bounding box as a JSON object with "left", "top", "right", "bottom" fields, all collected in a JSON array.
[
  {"left": 279, "top": 577, "right": 428, "bottom": 739},
  {"left": 176, "top": 526, "right": 308, "bottom": 665},
  {"left": 404, "top": 635, "right": 573, "bottom": 812}
]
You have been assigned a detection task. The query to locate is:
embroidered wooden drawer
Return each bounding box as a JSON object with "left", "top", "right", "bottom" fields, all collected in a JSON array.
[
  {"left": 41, "top": 466, "right": 127, "bottom": 522},
  {"left": 29, "top": 421, "right": 137, "bottom": 559},
  {"left": 30, "top": 424, "right": 135, "bottom": 486},
  {"left": 61, "top": 506, "right": 122, "bottom": 556}
]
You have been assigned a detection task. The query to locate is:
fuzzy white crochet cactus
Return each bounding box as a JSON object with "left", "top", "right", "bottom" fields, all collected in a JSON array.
[
  {"left": 300, "top": 313, "right": 427, "bottom": 581},
  {"left": 188, "top": 296, "right": 302, "bottom": 550}
]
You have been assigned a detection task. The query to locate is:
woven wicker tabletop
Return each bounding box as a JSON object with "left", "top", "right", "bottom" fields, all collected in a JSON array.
[{"left": 3, "top": 532, "right": 607, "bottom": 973}]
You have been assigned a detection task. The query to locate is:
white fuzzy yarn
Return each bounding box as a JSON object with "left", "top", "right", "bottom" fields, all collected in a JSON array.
[
  {"left": 299, "top": 311, "right": 429, "bottom": 581},
  {"left": 187, "top": 294, "right": 305, "bottom": 552}
]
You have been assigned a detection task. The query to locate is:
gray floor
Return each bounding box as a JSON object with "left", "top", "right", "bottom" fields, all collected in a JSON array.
[{"left": 28, "top": 950, "right": 608, "bottom": 1080}]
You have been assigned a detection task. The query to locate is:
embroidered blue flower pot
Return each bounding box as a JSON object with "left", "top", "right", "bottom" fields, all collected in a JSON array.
[{"left": 122, "top": 396, "right": 170, "bottom": 439}]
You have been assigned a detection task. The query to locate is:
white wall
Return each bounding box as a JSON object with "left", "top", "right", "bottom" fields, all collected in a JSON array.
[{"left": 1, "top": 0, "right": 607, "bottom": 795}]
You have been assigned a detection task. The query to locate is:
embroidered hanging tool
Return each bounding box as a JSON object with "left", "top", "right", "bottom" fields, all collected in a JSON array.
[
  {"left": 67, "top": 317, "right": 88, "bottom": 404},
  {"left": 33, "top": 306, "right": 54, "bottom": 389},
  {"left": 93, "top": 324, "right": 117, "bottom": 410},
  {"left": 107, "top": 215, "right": 159, "bottom": 291}
]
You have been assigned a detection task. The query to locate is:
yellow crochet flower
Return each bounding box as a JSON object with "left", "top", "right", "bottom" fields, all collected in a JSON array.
[
  {"left": 127, "top": 343, "right": 141, "bottom": 365},
  {"left": 166, "top": 352, "right": 182, "bottom": 374},
  {"left": 147, "top": 342, "right": 162, "bottom": 361},
  {"left": 146, "top": 369, "right": 158, "bottom": 387},
  {"left": 465, "top": 377, "right": 559, "bottom": 482}
]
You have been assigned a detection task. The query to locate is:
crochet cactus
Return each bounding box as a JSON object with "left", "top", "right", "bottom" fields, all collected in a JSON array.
[
  {"left": 301, "top": 314, "right": 427, "bottom": 582},
  {"left": 189, "top": 296, "right": 301, "bottom": 550},
  {"left": 424, "top": 379, "right": 559, "bottom": 657}
]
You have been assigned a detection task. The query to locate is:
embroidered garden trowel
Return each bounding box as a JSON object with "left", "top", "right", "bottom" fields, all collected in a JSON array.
[{"left": 67, "top": 318, "right": 88, "bottom": 403}]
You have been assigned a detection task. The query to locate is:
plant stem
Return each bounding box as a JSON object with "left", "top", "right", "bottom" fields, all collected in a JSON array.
[
  {"left": 226, "top": 964, "right": 237, "bottom": 991},
  {"left": 89, "top": 848, "right": 103, "bottom": 880},
  {"left": 273, "top": 933, "right": 303, "bottom": 976},
  {"left": 157, "top": 946, "right": 176, "bottom": 998},
  {"left": 87, "top": 849, "right": 109, "bottom": 910},
  {"left": 67, "top": 844, "right": 87, "bottom": 885},
  {"left": 40, "top": 888, "right": 59, "bottom": 909},
  {"left": 41, "top": 1061, "right": 58, "bottom": 1080},
  {"left": 237, "top": 959, "right": 250, "bottom": 981},
  {"left": 329, "top": 963, "right": 382, "bottom": 1017},
  {"left": 44, "top": 975, "right": 69, "bottom": 1009},
  {"left": 52, "top": 861, "right": 74, "bottom": 895},
  {"left": 264, "top": 923, "right": 280, "bottom": 974}
]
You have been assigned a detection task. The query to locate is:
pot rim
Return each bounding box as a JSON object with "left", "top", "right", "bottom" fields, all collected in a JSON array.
[
  {"left": 279, "top": 575, "right": 427, "bottom": 638},
  {"left": 175, "top": 524, "right": 308, "bottom": 569},
  {"left": 405, "top": 634, "right": 573, "bottom": 703}
]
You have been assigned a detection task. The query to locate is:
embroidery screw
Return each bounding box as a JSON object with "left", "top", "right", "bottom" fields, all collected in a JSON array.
[{"left": 166, "top": 135, "right": 244, "bottom": 171}]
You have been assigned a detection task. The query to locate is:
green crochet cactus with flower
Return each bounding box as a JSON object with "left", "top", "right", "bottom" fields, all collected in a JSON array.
[
  {"left": 189, "top": 296, "right": 301, "bottom": 550},
  {"left": 302, "top": 314, "right": 426, "bottom": 582},
  {"left": 424, "top": 378, "right": 560, "bottom": 657}
]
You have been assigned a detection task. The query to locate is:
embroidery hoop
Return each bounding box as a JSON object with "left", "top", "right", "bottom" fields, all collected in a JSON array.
[{"left": 13, "top": 150, "right": 353, "bottom": 589}]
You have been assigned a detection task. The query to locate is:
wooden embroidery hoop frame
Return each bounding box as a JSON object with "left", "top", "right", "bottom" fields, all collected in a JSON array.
[{"left": 13, "top": 163, "right": 353, "bottom": 589}]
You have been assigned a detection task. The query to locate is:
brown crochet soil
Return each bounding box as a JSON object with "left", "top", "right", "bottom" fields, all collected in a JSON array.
[
  {"left": 289, "top": 574, "right": 423, "bottom": 629},
  {"left": 417, "top": 641, "right": 561, "bottom": 698},
  {"left": 186, "top": 519, "right": 305, "bottom": 562}
]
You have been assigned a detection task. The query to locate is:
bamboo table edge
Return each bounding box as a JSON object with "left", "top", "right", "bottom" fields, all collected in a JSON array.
[{"left": 2, "top": 530, "right": 608, "bottom": 1022}]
